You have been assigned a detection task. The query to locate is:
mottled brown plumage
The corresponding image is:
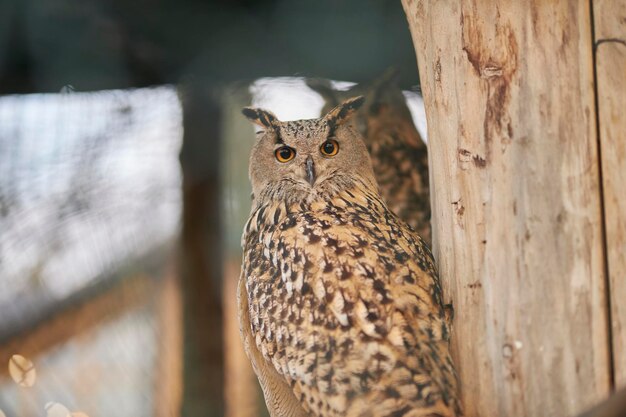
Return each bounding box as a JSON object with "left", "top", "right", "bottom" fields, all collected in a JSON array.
[
  {"left": 238, "top": 97, "right": 461, "bottom": 417},
  {"left": 307, "top": 71, "right": 431, "bottom": 244}
]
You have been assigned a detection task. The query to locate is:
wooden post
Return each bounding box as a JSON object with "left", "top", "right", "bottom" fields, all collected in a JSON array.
[
  {"left": 401, "top": 1, "right": 613, "bottom": 416},
  {"left": 179, "top": 84, "right": 225, "bottom": 417},
  {"left": 592, "top": 0, "right": 626, "bottom": 389},
  {"left": 221, "top": 85, "right": 264, "bottom": 417},
  {"left": 154, "top": 262, "right": 183, "bottom": 417}
]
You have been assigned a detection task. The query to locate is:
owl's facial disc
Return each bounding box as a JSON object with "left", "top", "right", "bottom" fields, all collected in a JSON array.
[
  {"left": 244, "top": 96, "right": 375, "bottom": 201},
  {"left": 305, "top": 156, "right": 316, "bottom": 186}
]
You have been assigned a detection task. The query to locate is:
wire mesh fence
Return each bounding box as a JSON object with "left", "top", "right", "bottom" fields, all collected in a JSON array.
[{"left": 0, "top": 86, "right": 183, "bottom": 417}]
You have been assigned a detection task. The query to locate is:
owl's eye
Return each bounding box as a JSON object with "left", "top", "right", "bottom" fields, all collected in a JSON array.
[
  {"left": 275, "top": 146, "right": 295, "bottom": 163},
  {"left": 320, "top": 139, "right": 339, "bottom": 157}
]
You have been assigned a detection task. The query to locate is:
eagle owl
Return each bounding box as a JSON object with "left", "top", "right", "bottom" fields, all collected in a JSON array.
[
  {"left": 307, "top": 71, "right": 431, "bottom": 244},
  {"left": 238, "top": 97, "right": 461, "bottom": 417}
]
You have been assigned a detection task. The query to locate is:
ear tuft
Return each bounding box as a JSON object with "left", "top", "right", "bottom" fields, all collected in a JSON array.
[
  {"left": 325, "top": 96, "right": 365, "bottom": 131},
  {"left": 241, "top": 107, "right": 278, "bottom": 129},
  {"left": 241, "top": 107, "right": 258, "bottom": 120}
]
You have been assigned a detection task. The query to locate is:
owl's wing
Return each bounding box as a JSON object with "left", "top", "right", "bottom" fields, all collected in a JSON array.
[
  {"left": 237, "top": 269, "right": 310, "bottom": 417},
  {"left": 243, "top": 200, "right": 460, "bottom": 417}
]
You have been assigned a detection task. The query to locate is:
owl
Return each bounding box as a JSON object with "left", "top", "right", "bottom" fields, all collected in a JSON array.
[
  {"left": 238, "top": 96, "right": 461, "bottom": 417},
  {"left": 306, "top": 71, "right": 431, "bottom": 244}
]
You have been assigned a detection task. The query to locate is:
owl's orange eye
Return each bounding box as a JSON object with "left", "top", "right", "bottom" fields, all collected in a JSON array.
[
  {"left": 275, "top": 146, "right": 295, "bottom": 162},
  {"left": 320, "top": 139, "right": 339, "bottom": 157}
]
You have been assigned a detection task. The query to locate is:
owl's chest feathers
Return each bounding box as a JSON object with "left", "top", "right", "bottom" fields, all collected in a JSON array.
[
  {"left": 244, "top": 185, "right": 388, "bottom": 255},
  {"left": 244, "top": 179, "right": 385, "bottom": 239},
  {"left": 242, "top": 183, "right": 444, "bottom": 337},
  {"left": 244, "top": 186, "right": 386, "bottom": 291}
]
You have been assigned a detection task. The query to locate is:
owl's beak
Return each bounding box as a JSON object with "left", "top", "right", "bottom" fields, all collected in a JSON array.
[{"left": 305, "top": 156, "right": 316, "bottom": 186}]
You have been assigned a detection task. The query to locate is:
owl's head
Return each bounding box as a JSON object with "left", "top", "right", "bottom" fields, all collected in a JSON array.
[{"left": 242, "top": 96, "right": 377, "bottom": 204}]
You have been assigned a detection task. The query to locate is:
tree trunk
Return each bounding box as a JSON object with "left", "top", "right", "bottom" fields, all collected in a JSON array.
[{"left": 401, "top": 1, "right": 615, "bottom": 416}]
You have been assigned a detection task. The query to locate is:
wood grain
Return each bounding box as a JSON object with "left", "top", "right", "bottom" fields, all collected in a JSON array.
[
  {"left": 593, "top": 0, "right": 626, "bottom": 390},
  {"left": 401, "top": 1, "right": 611, "bottom": 416}
]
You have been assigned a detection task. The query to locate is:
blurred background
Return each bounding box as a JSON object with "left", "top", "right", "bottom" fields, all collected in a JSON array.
[{"left": 0, "top": 1, "right": 424, "bottom": 416}]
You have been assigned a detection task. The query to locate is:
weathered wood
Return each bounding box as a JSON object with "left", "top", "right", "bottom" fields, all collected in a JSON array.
[
  {"left": 401, "top": 1, "right": 611, "bottom": 416},
  {"left": 592, "top": 0, "right": 626, "bottom": 389}
]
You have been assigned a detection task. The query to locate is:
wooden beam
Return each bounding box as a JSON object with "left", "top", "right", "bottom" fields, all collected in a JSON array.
[
  {"left": 401, "top": 1, "right": 611, "bottom": 416},
  {"left": 0, "top": 274, "right": 152, "bottom": 377},
  {"left": 154, "top": 262, "right": 184, "bottom": 417},
  {"left": 592, "top": 0, "right": 626, "bottom": 389},
  {"left": 221, "top": 85, "right": 263, "bottom": 417},
  {"left": 224, "top": 260, "right": 259, "bottom": 417},
  {"left": 179, "top": 84, "right": 225, "bottom": 417}
]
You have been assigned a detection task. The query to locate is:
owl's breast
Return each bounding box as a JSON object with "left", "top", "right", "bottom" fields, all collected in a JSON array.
[{"left": 241, "top": 189, "right": 456, "bottom": 410}]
